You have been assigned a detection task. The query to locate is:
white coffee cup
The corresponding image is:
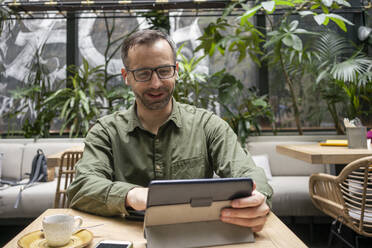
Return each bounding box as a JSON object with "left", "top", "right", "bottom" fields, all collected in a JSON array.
[{"left": 42, "top": 214, "right": 83, "bottom": 246}]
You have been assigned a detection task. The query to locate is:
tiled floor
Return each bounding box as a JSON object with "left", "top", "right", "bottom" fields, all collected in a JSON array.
[{"left": 1, "top": 217, "right": 371, "bottom": 247}]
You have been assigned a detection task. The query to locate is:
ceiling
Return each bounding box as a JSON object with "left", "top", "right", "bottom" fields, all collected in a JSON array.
[{"left": 1, "top": 0, "right": 241, "bottom": 18}]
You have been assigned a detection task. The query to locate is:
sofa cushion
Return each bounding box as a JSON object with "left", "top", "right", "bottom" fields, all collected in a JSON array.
[
  {"left": 22, "top": 142, "right": 84, "bottom": 179},
  {"left": 270, "top": 176, "right": 324, "bottom": 216},
  {"left": 0, "top": 179, "right": 63, "bottom": 218},
  {"left": 252, "top": 154, "right": 272, "bottom": 180},
  {"left": 0, "top": 143, "right": 25, "bottom": 180}
]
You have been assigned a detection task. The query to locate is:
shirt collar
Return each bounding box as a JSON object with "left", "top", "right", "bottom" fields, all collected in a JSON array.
[
  {"left": 169, "top": 98, "right": 183, "bottom": 129},
  {"left": 123, "top": 98, "right": 182, "bottom": 133}
]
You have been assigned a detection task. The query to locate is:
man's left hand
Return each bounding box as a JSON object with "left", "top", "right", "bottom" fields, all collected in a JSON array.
[{"left": 220, "top": 183, "right": 270, "bottom": 232}]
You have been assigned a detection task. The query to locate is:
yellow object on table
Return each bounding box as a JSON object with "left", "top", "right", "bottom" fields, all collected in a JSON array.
[
  {"left": 17, "top": 229, "right": 93, "bottom": 248},
  {"left": 319, "top": 140, "right": 348, "bottom": 146}
]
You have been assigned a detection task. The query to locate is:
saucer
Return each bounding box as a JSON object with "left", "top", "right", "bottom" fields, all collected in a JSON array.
[{"left": 18, "top": 229, "right": 93, "bottom": 248}]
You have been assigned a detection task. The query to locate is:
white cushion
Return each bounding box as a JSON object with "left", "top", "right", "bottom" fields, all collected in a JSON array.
[
  {"left": 252, "top": 154, "right": 272, "bottom": 181},
  {"left": 0, "top": 143, "right": 25, "bottom": 180},
  {"left": 0, "top": 153, "right": 3, "bottom": 178},
  {"left": 0, "top": 179, "right": 63, "bottom": 218},
  {"left": 270, "top": 176, "right": 324, "bottom": 216}
]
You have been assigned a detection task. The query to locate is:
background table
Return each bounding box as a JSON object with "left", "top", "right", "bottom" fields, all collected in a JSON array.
[
  {"left": 5, "top": 208, "right": 306, "bottom": 248},
  {"left": 276, "top": 144, "right": 372, "bottom": 164},
  {"left": 46, "top": 145, "right": 84, "bottom": 168},
  {"left": 46, "top": 145, "right": 84, "bottom": 181}
]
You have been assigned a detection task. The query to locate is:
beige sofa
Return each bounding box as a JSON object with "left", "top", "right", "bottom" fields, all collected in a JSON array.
[
  {"left": 247, "top": 135, "right": 344, "bottom": 217},
  {"left": 0, "top": 138, "right": 84, "bottom": 225}
]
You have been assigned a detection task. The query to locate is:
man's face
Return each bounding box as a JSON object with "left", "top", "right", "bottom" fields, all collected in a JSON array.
[{"left": 122, "top": 39, "right": 178, "bottom": 111}]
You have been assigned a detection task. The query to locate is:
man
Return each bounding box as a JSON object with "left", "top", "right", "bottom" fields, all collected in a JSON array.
[{"left": 67, "top": 29, "right": 273, "bottom": 232}]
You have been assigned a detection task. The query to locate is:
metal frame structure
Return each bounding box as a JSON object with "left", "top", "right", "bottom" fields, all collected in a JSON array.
[
  {"left": 1, "top": 0, "right": 238, "bottom": 17},
  {"left": 4, "top": 0, "right": 234, "bottom": 11},
  {"left": 0, "top": 0, "right": 364, "bottom": 19}
]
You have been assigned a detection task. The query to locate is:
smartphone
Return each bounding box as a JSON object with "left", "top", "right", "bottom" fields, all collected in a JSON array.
[{"left": 94, "top": 240, "right": 133, "bottom": 248}]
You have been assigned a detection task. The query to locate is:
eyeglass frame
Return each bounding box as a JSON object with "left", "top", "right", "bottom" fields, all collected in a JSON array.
[{"left": 126, "top": 65, "right": 177, "bottom": 82}]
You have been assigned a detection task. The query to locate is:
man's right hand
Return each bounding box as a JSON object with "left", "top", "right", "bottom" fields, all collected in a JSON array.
[{"left": 125, "top": 187, "right": 148, "bottom": 211}]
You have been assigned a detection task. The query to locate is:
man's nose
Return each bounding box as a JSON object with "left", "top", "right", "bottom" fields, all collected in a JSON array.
[{"left": 149, "top": 71, "right": 162, "bottom": 88}]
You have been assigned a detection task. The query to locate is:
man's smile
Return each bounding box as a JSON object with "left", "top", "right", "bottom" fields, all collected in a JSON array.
[
  {"left": 148, "top": 92, "right": 163, "bottom": 97},
  {"left": 145, "top": 91, "right": 166, "bottom": 100}
]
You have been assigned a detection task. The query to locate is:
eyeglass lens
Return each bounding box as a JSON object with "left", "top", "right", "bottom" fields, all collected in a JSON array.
[{"left": 133, "top": 66, "right": 175, "bottom": 82}]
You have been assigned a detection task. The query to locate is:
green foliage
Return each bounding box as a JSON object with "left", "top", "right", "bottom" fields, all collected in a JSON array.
[
  {"left": 101, "top": 15, "right": 138, "bottom": 111},
  {"left": 196, "top": 0, "right": 357, "bottom": 134},
  {"left": 142, "top": 10, "right": 170, "bottom": 33},
  {"left": 207, "top": 70, "right": 274, "bottom": 144},
  {"left": 196, "top": 18, "right": 229, "bottom": 57},
  {"left": 0, "top": 0, "right": 15, "bottom": 35},
  {"left": 4, "top": 15, "right": 137, "bottom": 138},
  {"left": 240, "top": 0, "right": 353, "bottom": 32},
  {"left": 174, "top": 48, "right": 274, "bottom": 141},
  {"left": 196, "top": 16, "right": 264, "bottom": 65},
  {"left": 200, "top": 0, "right": 354, "bottom": 66},
  {"left": 4, "top": 2, "right": 364, "bottom": 139},
  {"left": 174, "top": 44, "right": 210, "bottom": 108},
  {"left": 299, "top": 0, "right": 353, "bottom": 32},
  {"left": 0, "top": 4, "right": 7, "bottom": 35},
  {"left": 44, "top": 59, "right": 103, "bottom": 137},
  {"left": 6, "top": 45, "right": 57, "bottom": 138},
  {"left": 100, "top": 85, "right": 135, "bottom": 112},
  {"left": 8, "top": 85, "right": 55, "bottom": 138},
  {"left": 263, "top": 20, "right": 318, "bottom": 134},
  {"left": 265, "top": 20, "right": 318, "bottom": 52},
  {"left": 311, "top": 32, "right": 372, "bottom": 125}
]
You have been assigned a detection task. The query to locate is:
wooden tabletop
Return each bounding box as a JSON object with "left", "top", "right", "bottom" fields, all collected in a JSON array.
[
  {"left": 276, "top": 144, "right": 372, "bottom": 164},
  {"left": 5, "top": 208, "right": 306, "bottom": 248},
  {"left": 46, "top": 145, "right": 84, "bottom": 168}
]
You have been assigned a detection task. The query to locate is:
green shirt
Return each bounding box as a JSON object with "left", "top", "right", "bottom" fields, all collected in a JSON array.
[{"left": 67, "top": 99, "right": 273, "bottom": 216}]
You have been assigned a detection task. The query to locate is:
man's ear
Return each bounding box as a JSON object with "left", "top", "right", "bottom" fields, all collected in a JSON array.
[{"left": 121, "top": 68, "right": 129, "bottom": 85}]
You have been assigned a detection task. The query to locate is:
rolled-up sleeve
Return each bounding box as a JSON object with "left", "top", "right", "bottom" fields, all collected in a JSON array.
[{"left": 67, "top": 122, "right": 138, "bottom": 216}]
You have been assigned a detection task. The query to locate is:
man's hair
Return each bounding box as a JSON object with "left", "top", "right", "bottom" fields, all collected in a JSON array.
[{"left": 121, "top": 29, "right": 177, "bottom": 68}]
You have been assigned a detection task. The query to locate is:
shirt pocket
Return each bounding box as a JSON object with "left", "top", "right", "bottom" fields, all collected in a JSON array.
[{"left": 171, "top": 156, "right": 206, "bottom": 179}]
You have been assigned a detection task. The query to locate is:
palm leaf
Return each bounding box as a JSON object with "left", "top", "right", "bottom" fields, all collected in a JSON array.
[
  {"left": 314, "top": 32, "right": 350, "bottom": 62},
  {"left": 313, "top": 31, "right": 372, "bottom": 83},
  {"left": 331, "top": 55, "right": 371, "bottom": 82}
]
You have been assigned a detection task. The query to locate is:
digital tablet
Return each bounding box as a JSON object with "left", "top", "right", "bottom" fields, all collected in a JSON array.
[{"left": 147, "top": 177, "right": 253, "bottom": 208}]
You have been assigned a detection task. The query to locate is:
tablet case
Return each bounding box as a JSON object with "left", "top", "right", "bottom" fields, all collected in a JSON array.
[{"left": 144, "top": 178, "right": 255, "bottom": 248}]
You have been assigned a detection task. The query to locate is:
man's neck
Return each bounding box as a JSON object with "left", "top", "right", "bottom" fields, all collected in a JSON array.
[{"left": 136, "top": 100, "right": 173, "bottom": 135}]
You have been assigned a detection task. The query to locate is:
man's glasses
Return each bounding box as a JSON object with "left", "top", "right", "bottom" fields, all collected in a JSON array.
[{"left": 127, "top": 65, "right": 176, "bottom": 82}]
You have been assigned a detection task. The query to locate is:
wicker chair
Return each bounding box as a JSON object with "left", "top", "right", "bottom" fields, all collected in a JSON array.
[
  {"left": 309, "top": 156, "right": 372, "bottom": 248},
  {"left": 54, "top": 151, "right": 83, "bottom": 208}
]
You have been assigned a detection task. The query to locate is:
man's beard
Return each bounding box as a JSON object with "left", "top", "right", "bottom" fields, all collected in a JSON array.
[{"left": 135, "top": 86, "right": 174, "bottom": 110}]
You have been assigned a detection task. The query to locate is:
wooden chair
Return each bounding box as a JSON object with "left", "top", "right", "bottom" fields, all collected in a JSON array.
[
  {"left": 54, "top": 151, "right": 83, "bottom": 208},
  {"left": 309, "top": 156, "right": 372, "bottom": 248}
]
